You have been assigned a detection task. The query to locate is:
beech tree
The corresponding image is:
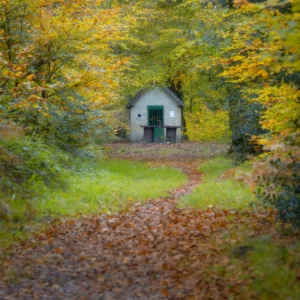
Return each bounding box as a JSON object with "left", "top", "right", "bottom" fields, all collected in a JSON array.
[{"left": 0, "top": 0, "right": 131, "bottom": 150}]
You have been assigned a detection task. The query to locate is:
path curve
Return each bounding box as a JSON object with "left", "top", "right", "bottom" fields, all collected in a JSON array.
[{"left": 0, "top": 160, "right": 273, "bottom": 300}]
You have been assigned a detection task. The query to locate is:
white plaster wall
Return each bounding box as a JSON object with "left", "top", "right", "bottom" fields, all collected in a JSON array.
[{"left": 129, "top": 88, "right": 182, "bottom": 142}]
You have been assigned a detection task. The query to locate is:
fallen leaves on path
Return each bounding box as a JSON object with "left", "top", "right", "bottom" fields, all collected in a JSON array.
[
  {"left": 0, "top": 161, "right": 277, "bottom": 300},
  {"left": 105, "top": 141, "right": 229, "bottom": 162}
]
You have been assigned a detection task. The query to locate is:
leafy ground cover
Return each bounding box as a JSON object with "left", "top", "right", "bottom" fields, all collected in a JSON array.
[
  {"left": 230, "top": 236, "right": 300, "bottom": 299},
  {"left": 178, "top": 157, "right": 256, "bottom": 210},
  {"left": 35, "top": 159, "right": 186, "bottom": 216},
  {"left": 105, "top": 141, "right": 230, "bottom": 161},
  {"left": 0, "top": 143, "right": 299, "bottom": 299},
  {"left": 0, "top": 158, "right": 186, "bottom": 247},
  {"left": 1, "top": 158, "right": 299, "bottom": 299}
]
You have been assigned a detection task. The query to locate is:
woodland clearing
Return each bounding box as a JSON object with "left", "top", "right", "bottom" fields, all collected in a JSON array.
[{"left": 0, "top": 143, "right": 299, "bottom": 300}]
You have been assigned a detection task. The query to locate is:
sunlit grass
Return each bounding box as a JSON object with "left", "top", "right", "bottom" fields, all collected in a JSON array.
[
  {"left": 1, "top": 159, "right": 186, "bottom": 246},
  {"left": 35, "top": 159, "right": 187, "bottom": 215},
  {"left": 178, "top": 157, "right": 256, "bottom": 210}
]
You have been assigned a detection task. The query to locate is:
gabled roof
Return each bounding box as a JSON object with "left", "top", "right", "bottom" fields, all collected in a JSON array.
[{"left": 126, "top": 87, "right": 184, "bottom": 109}]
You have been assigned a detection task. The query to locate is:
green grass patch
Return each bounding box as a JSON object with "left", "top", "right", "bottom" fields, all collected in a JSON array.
[
  {"left": 1, "top": 159, "right": 186, "bottom": 246},
  {"left": 232, "top": 236, "right": 300, "bottom": 299},
  {"left": 178, "top": 157, "right": 256, "bottom": 210},
  {"left": 35, "top": 159, "right": 186, "bottom": 215}
]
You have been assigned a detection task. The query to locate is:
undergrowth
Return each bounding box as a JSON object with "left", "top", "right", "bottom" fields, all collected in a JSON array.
[
  {"left": 0, "top": 137, "right": 69, "bottom": 196},
  {"left": 178, "top": 157, "right": 256, "bottom": 210},
  {"left": 230, "top": 236, "right": 300, "bottom": 299}
]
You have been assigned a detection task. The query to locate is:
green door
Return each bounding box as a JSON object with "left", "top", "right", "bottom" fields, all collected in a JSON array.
[{"left": 148, "top": 106, "right": 164, "bottom": 142}]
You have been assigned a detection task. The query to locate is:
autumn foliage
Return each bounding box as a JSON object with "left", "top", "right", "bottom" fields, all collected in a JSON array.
[
  {"left": 185, "top": 107, "right": 230, "bottom": 142},
  {"left": 0, "top": 0, "right": 299, "bottom": 234},
  {"left": 0, "top": 0, "right": 130, "bottom": 148},
  {"left": 0, "top": 1, "right": 299, "bottom": 299}
]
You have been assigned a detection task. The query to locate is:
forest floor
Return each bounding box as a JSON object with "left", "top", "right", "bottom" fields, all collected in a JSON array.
[
  {"left": 104, "top": 141, "right": 229, "bottom": 162},
  {"left": 0, "top": 142, "right": 299, "bottom": 299}
]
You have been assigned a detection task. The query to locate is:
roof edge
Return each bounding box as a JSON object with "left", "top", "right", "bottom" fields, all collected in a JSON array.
[{"left": 126, "top": 87, "right": 184, "bottom": 109}]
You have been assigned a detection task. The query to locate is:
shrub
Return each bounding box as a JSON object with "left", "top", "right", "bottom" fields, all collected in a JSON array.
[
  {"left": 253, "top": 133, "right": 300, "bottom": 228},
  {"left": 12, "top": 91, "right": 106, "bottom": 154},
  {"left": 228, "top": 93, "right": 267, "bottom": 161},
  {"left": 0, "top": 137, "right": 68, "bottom": 196}
]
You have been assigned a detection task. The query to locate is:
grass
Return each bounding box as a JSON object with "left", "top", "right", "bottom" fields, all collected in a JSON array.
[
  {"left": 231, "top": 236, "right": 300, "bottom": 299},
  {"left": 35, "top": 159, "right": 186, "bottom": 215},
  {"left": 0, "top": 159, "right": 187, "bottom": 247},
  {"left": 178, "top": 157, "right": 257, "bottom": 210},
  {"left": 177, "top": 156, "right": 300, "bottom": 299}
]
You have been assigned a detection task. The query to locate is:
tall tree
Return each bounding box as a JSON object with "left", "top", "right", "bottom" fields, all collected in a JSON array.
[{"left": 0, "top": 0, "right": 131, "bottom": 150}]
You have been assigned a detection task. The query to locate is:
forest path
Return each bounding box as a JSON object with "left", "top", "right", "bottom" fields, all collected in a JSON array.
[{"left": 0, "top": 159, "right": 273, "bottom": 300}]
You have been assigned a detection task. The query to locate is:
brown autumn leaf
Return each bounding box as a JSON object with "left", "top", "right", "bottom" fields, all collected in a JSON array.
[{"left": 54, "top": 247, "right": 64, "bottom": 254}]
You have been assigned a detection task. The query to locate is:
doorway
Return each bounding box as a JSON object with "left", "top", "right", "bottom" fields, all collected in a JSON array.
[
  {"left": 166, "top": 128, "right": 177, "bottom": 143},
  {"left": 148, "top": 106, "right": 164, "bottom": 142}
]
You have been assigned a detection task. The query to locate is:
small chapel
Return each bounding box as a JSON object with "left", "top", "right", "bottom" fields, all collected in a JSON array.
[{"left": 126, "top": 87, "right": 184, "bottom": 143}]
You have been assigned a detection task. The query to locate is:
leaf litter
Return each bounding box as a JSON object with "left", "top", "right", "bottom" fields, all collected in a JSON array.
[{"left": 0, "top": 156, "right": 281, "bottom": 300}]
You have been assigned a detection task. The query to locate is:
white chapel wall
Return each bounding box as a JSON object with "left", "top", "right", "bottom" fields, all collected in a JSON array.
[{"left": 129, "top": 88, "right": 182, "bottom": 142}]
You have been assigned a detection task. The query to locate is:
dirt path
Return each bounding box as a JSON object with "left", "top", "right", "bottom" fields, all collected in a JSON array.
[
  {"left": 104, "top": 142, "right": 229, "bottom": 162},
  {"left": 0, "top": 160, "right": 275, "bottom": 300}
]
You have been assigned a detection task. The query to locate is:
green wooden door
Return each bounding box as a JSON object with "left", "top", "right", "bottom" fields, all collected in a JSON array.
[{"left": 148, "top": 106, "right": 164, "bottom": 142}]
